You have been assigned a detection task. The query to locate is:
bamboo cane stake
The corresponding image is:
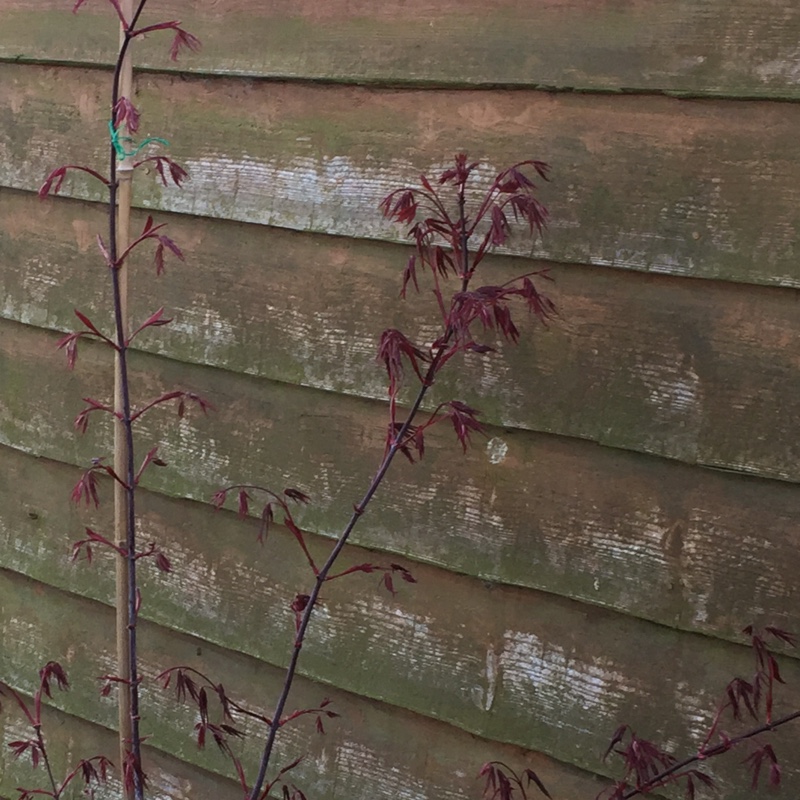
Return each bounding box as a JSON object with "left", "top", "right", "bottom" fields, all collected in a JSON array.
[{"left": 115, "top": 0, "right": 134, "bottom": 794}]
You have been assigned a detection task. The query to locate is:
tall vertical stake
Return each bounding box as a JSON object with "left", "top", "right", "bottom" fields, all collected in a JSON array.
[{"left": 115, "top": 0, "right": 134, "bottom": 795}]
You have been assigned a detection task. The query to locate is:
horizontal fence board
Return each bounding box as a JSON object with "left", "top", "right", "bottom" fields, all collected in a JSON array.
[
  {"left": 2, "top": 64, "right": 800, "bottom": 287},
  {"left": 2, "top": 319, "right": 800, "bottom": 649},
  {"left": 0, "top": 698, "right": 243, "bottom": 800},
  {"left": 1, "top": 1, "right": 800, "bottom": 98},
  {"left": 2, "top": 192, "right": 800, "bottom": 481},
  {"left": 0, "top": 569, "right": 610, "bottom": 799},
  {"left": 2, "top": 563, "right": 799, "bottom": 798}
]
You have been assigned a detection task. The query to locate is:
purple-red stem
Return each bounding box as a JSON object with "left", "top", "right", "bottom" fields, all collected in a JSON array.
[
  {"left": 106, "top": 2, "right": 149, "bottom": 798},
  {"left": 34, "top": 724, "right": 59, "bottom": 797},
  {"left": 619, "top": 710, "right": 800, "bottom": 799},
  {"left": 246, "top": 187, "right": 475, "bottom": 800}
]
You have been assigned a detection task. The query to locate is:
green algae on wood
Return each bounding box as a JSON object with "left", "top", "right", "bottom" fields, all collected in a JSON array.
[
  {"left": 2, "top": 559, "right": 799, "bottom": 798},
  {"left": 2, "top": 64, "right": 800, "bottom": 287},
  {"left": 2, "top": 317, "right": 800, "bottom": 654},
  {"left": 2, "top": 1, "right": 800, "bottom": 98},
  {"left": 0, "top": 569, "right": 610, "bottom": 800},
  {"left": 0, "top": 686, "right": 244, "bottom": 800},
  {"left": 2, "top": 193, "right": 800, "bottom": 482}
]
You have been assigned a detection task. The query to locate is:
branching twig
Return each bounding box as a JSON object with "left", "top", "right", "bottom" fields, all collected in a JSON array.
[{"left": 243, "top": 155, "right": 552, "bottom": 800}]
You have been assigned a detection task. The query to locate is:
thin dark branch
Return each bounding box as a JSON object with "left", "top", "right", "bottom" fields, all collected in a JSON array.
[
  {"left": 33, "top": 725, "right": 59, "bottom": 797},
  {"left": 246, "top": 181, "right": 476, "bottom": 800},
  {"left": 107, "top": 3, "right": 150, "bottom": 798},
  {"left": 621, "top": 710, "right": 800, "bottom": 799}
]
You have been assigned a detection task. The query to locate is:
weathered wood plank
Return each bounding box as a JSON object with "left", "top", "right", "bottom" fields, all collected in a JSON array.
[
  {"left": 3, "top": 564, "right": 800, "bottom": 798},
  {"left": 2, "top": 316, "right": 800, "bottom": 651},
  {"left": 1, "top": 1, "right": 800, "bottom": 98},
  {"left": 0, "top": 697, "right": 243, "bottom": 800},
  {"left": 0, "top": 570, "right": 612, "bottom": 799},
  {"left": 2, "top": 64, "right": 800, "bottom": 287},
  {"left": 2, "top": 192, "right": 799, "bottom": 481}
]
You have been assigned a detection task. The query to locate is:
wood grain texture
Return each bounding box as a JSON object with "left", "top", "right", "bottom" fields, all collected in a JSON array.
[
  {"left": 1, "top": 1, "right": 800, "bottom": 98},
  {"left": 0, "top": 695, "right": 243, "bottom": 800},
  {"left": 2, "top": 6, "right": 799, "bottom": 797},
  {"left": 2, "top": 192, "right": 799, "bottom": 481},
  {"left": 2, "top": 316, "right": 799, "bottom": 649},
  {"left": 0, "top": 569, "right": 613, "bottom": 800},
  {"left": 2, "top": 563, "right": 799, "bottom": 799},
  {"left": 2, "top": 64, "right": 800, "bottom": 287}
]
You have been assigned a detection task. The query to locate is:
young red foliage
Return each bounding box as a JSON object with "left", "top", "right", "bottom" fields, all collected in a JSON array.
[
  {"left": 134, "top": 445, "right": 168, "bottom": 485},
  {"left": 0, "top": 663, "right": 104, "bottom": 800},
  {"left": 112, "top": 214, "right": 186, "bottom": 275},
  {"left": 128, "top": 390, "right": 215, "bottom": 423},
  {"left": 38, "top": 165, "right": 110, "bottom": 199},
  {"left": 597, "top": 626, "right": 798, "bottom": 799},
  {"left": 73, "top": 0, "right": 126, "bottom": 26},
  {"left": 482, "top": 625, "right": 799, "bottom": 800},
  {"left": 74, "top": 397, "right": 120, "bottom": 434},
  {"left": 191, "top": 155, "right": 554, "bottom": 800},
  {"left": 325, "top": 561, "right": 418, "bottom": 597},
  {"left": 377, "top": 328, "right": 430, "bottom": 399},
  {"left": 127, "top": 307, "right": 173, "bottom": 346},
  {"left": 71, "top": 469, "right": 102, "bottom": 507},
  {"left": 479, "top": 761, "right": 552, "bottom": 800},
  {"left": 113, "top": 97, "right": 140, "bottom": 133},
  {"left": 744, "top": 743, "right": 781, "bottom": 790},
  {"left": 212, "top": 484, "right": 310, "bottom": 547},
  {"left": 54, "top": 756, "right": 115, "bottom": 800},
  {"left": 133, "top": 156, "right": 189, "bottom": 189},
  {"left": 9, "top": 4, "right": 205, "bottom": 798},
  {"left": 71, "top": 526, "right": 126, "bottom": 564}
]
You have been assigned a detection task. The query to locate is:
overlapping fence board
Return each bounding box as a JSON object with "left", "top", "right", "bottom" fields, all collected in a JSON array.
[
  {"left": 2, "top": 4, "right": 799, "bottom": 797},
  {"left": 2, "top": 64, "right": 800, "bottom": 288},
  {"left": 0, "top": 569, "right": 611, "bottom": 800},
  {"left": 2, "top": 320, "right": 799, "bottom": 649},
  {"left": 3, "top": 554, "right": 799, "bottom": 799},
  {"left": 1, "top": 1, "right": 800, "bottom": 99},
  {"left": 2, "top": 193, "right": 799, "bottom": 481},
  {"left": 0, "top": 696, "right": 242, "bottom": 800}
]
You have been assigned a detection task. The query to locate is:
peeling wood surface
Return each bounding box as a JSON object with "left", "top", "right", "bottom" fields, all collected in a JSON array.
[
  {"left": 0, "top": 697, "right": 243, "bottom": 800},
  {"left": 2, "top": 317, "right": 800, "bottom": 647},
  {"left": 1, "top": 194, "right": 799, "bottom": 481},
  {"left": 2, "top": 7, "right": 800, "bottom": 795},
  {"left": 0, "top": 570, "right": 611, "bottom": 800},
  {"left": 1, "top": 1, "right": 800, "bottom": 98},
  {"left": 2, "top": 565, "right": 799, "bottom": 799},
  {"left": 2, "top": 64, "right": 800, "bottom": 287}
]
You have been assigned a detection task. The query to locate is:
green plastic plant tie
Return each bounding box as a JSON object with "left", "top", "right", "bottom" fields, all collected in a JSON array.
[{"left": 109, "top": 120, "right": 170, "bottom": 160}]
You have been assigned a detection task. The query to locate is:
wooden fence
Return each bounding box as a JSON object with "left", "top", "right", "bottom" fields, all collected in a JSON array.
[{"left": 1, "top": 2, "right": 799, "bottom": 798}]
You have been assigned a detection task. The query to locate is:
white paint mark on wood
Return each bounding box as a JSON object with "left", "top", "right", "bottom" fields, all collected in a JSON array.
[
  {"left": 168, "top": 305, "right": 236, "bottom": 362},
  {"left": 451, "top": 479, "right": 515, "bottom": 555},
  {"left": 486, "top": 437, "right": 508, "bottom": 464},
  {"left": 158, "top": 540, "right": 226, "bottom": 625},
  {"left": 167, "top": 417, "right": 231, "bottom": 487},
  {"left": 691, "top": 590, "right": 709, "bottom": 624},
  {"left": 635, "top": 351, "right": 703, "bottom": 458},
  {"left": 484, "top": 644, "right": 498, "bottom": 711},
  {"left": 306, "top": 601, "right": 339, "bottom": 646},
  {"left": 1, "top": 257, "right": 62, "bottom": 327},
  {"left": 221, "top": 299, "right": 380, "bottom": 397},
  {"left": 672, "top": 680, "right": 715, "bottom": 744},
  {"left": 641, "top": 362, "right": 700, "bottom": 418},
  {"left": 755, "top": 51, "right": 800, "bottom": 84},
  {"left": 169, "top": 154, "right": 406, "bottom": 238},
  {"left": 161, "top": 153, "right": 546, "bottom": 269},
  {"left": 335, "top": 740, "right": 430, "bottom": 800},
  {"left": 356, "top": 597, "right": 435, "bottom": 656},
  {"left": 500, "top": 630, "right": 638, "bottom": 729}
]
